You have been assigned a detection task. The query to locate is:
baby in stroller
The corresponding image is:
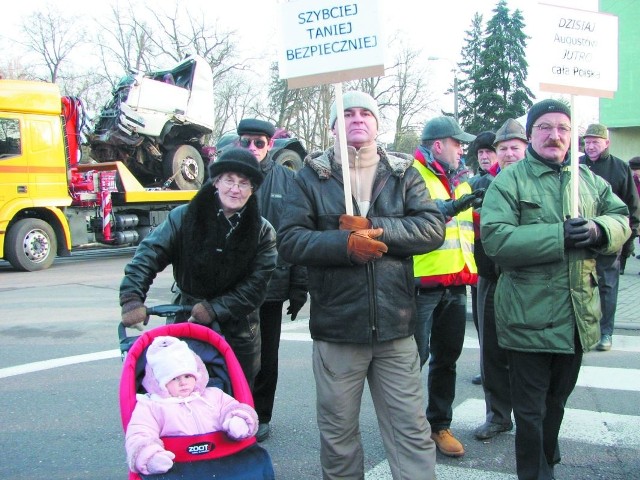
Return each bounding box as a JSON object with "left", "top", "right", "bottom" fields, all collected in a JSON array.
[{"left": 126, "top": 335, "right": 259, "bottom": 475}]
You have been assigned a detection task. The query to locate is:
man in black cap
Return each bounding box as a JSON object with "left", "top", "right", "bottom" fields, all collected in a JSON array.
[
  {"left": 411, "top": 116, "right": 484, "bottom": 457},
  {"left": 236, "top": 118, "right": 308, "bottom": 442},
  {"left": 579, "top": 123, "right": 640, "bottom": 350},
  {"left": 469, "top": 131, "right": 498, "bottom": 179},
  {"left": 467, "top": 130, "right": 497, "bottom": 386},
  {"left": 481, "top": 100, "right": 630, "bottom": 479}
]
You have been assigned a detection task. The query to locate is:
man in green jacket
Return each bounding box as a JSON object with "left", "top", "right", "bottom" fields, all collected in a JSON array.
[{"left": 480, "top": 99, "right": 630, "bottom": 480}]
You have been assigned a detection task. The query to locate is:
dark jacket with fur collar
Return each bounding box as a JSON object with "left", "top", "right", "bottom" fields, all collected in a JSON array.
[
  {"left": 277, "top": 145, "right": 446, "bottom": 343},
  {"left": 120, "top": 182, "right": 277, "bottom": 343}
]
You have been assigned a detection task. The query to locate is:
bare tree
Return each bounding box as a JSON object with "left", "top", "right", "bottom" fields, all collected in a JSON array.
[
  {"left": 385, "top": 45, "right": 439, "bottom": 153},
  {"left": 93, "top": 3, "right": 156, "bottom": 90},
  {"left": 17, "top": 6, "right": 87, "bottom": 83}
]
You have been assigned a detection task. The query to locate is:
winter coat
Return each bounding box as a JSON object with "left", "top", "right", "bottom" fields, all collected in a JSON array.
[
  {"left": 125, "top": 350, "right": 258, "bottom": 475},
  {"left": 580, "top": 151, "right": 640, "bottom": 238},
  {"left": 481, "top": 149, "right": 631, "bottom": 354},
  {"left": 254, "top": 155, "right": 308, "bottom": 302},
  {"left": 277, "top": 146, "right": 446, "bottom": 343},
  {"left": 120, "top": 182, "right": 277, "bottom": 346}
]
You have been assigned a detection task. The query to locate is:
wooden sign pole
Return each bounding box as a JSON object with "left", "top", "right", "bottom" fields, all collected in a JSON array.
[{"left": 333, "top": 83, "right": 354, "bottom": 216}]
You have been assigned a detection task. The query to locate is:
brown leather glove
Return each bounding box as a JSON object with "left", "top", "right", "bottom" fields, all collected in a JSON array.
[
  {"left": 189, "top": 301, "right": 216, "bottom": 325},
  {"left": 347, "top": 228, "right": 388, "bottom": 265},
  {"left": 121, "top": 297, "right": 149, "bottom": 327},
  {"left": 339, "top": 214, "right": 372, "bottom": 231}
]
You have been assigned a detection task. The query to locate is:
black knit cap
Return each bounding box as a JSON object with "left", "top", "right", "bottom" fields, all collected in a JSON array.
[
  {"left": 209, "top": 147, "right": 264, "bottom": 189},
  {"left": 469, "top": 131, "right": 496, "bottom": 157},
  {"left": 237, "top": 118, "right": 276, "bottom": 138},
  {"left": 526, "top": 99, "right": 571, "bottom": 138}
]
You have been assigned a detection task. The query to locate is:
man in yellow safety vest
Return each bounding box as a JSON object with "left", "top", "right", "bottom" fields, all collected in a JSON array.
[{"left": 412, "top": 116, "right": 484, "bottom": 458}]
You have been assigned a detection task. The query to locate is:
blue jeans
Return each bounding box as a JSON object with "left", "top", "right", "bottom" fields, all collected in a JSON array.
[
  {"left": 596, "top": 253, "right": 620, "bottom": 336},
  {"left": 414, "top": 286, "right": 467, "bottom": 431}
]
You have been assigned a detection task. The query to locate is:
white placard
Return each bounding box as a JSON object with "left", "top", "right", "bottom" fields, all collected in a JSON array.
[
  {"left": 535, "top": 3, "right": 618, "bottom": 98},
  {"left": 278, "top": 0, "right": 385, "bottom": 89}
]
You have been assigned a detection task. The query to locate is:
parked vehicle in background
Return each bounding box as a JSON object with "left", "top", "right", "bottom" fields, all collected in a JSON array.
[
  {"left": 88, "top": 55, "right": 215, "bottom": 190},
  {"left": 0, "top": 80, "right": 196, "bottom": 271}
]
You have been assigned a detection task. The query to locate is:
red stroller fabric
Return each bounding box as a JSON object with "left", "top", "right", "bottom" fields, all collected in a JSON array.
[{"left": 119, "top": 322, "right": 273, "bottom": 480}]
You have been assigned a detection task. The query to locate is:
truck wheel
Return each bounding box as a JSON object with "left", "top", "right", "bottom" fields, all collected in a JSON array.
[
  {"left": 274, "top": 149, "right": 304, "bottom": 171},
  {"left": 163, "top": 145, "right": 205, "bottom": 190},
  {"left": 5, "top": 219, "right": 57, "bottom": 271}
]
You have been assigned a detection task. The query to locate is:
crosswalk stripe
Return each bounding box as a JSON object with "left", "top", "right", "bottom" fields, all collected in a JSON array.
[
  {"left": 282, "top": 327, "right": 640, "bottom": 354},
  {"left": 451, "top": 398, "right": 640, "bottom": 448},
  {"left": 366, "top": 397, "right": 640, "bottom": 479},
  {"left": 366, "top": 462, "right": 517, "bottom": 479},
  {"left": 578, "top": 366, "right": 640, "bottom": 391}
]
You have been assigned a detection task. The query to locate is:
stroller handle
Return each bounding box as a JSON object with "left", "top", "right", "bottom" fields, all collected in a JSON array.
[
  {"left": 118, "top": 304, "right": 194, "bottom": 358},
  {"left": 146, "top": 304, "right": 193, "bottom": 317}
]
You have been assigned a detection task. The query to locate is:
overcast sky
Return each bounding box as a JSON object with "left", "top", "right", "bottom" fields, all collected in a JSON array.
[{"left": 5, "top": 0, "right": 600, "bottom": 124}]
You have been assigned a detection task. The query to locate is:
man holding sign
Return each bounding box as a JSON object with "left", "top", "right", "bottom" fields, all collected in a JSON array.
[
  {"left": 480, "top": 99, "right": 630, "bottom": 480},
  {"left": 277, "top": 91, "right": 444, "bottom": 479}
]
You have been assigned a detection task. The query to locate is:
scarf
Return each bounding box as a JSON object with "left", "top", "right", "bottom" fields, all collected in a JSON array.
[{"left": 180, "top": 182, "right": 261, "bottom": 299}]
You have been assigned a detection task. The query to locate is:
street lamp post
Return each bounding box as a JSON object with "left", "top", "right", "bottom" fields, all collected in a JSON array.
[{"left": 428, "top": 56, "right": 459, "bottom": 122}]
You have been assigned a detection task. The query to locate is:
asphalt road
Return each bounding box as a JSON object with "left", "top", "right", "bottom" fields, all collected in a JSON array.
[{"left": 1, "top": 249, "right": 639, "bottom": 479}]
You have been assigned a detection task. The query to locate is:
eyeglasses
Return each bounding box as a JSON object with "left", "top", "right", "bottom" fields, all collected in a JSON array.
[
  {"left": 533, "top": 123, "right": 571, "bottom": 134},
  {"left": 239, "top": 137, "right": 267, "bottom": 149},
  {"left": 219, "top": 178, "right": 253, "bottom": 191}
]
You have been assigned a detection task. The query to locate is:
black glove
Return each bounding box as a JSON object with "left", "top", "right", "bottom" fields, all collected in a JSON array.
[
  {"left": 121, "top": 296, "right": 149, "bottom": 327},
  {"left": 451, "top": 189, "right": 485, "bottom": 216},
  {"left": 287, "top": 288, "right": 308, "bottom": 320},
  {"left": 564, "top": 217, "right": 603, "bottom": 249},
  {"left": 621, "top": 236, "right": 636, "bottom": 258},
  {"left": 189, "top": 301, "right": 216, "bottom": 325}
]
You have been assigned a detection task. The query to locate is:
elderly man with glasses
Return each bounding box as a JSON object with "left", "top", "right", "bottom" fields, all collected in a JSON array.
[{"left": 480, "top": 99, "right": 630, "bottom": 480}]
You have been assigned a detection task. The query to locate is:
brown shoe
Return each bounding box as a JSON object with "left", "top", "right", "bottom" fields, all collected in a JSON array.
[{"left": 431, "top": 428, "right": 465, "bottom": 457}]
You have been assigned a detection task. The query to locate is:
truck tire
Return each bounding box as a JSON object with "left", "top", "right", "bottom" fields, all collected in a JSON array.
[
  {"left": 274, "top": 148, "right": 304, "bottom": 171},
  {"left": 162, "top": 145, "right": 205, "bottom": 190},
  {"left": 5, "top": 218, "right": 57, "bottom": 271}
]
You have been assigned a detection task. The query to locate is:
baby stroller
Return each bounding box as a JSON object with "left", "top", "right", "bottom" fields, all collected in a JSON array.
[{"left": 119, "top": 305, "right": 275, "bottom": 480}]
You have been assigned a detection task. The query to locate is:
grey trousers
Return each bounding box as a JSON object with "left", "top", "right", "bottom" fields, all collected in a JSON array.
[{"left": 312, "top": 337, "right": 436, "bottom": 480}]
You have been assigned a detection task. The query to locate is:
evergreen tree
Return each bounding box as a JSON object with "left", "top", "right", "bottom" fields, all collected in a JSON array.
[
  {"left": 457, "top": 13, "right": 485, "bottom": 135},
  {"left": 468, "top": 0, "right": 534, "bottom": 132}
]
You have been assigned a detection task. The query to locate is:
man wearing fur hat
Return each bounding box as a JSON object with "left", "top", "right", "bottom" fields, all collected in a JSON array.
[
  {"left": 481, "top": 100, "right": 630, "bottom": 479},
  {"left": 579, "top": 123, "right": 640, "bottom": 350},
  {"left": 235, "top": 118, "right": 308, "bottom": 442},
  {"left": 120, "top": 147, "right": 277, "bottom": 388},
  {"left": 411, "top": 115, "right": 483, "bottom": 457},
  {"left": 278, "top": 90, "right": 443, "bottom": 479}
]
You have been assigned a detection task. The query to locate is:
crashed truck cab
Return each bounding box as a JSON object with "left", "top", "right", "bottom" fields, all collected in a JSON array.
[{"left": 89, "top": 55, "right": 215, "bottom": 190}]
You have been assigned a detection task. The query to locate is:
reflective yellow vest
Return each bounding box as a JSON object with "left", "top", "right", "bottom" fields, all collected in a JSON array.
[{"left": 412, "top": 160, "right": 477, "bottom": 279}]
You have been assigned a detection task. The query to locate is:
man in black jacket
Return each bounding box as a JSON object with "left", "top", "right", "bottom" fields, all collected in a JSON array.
[
  {"left": 278, "top": 91, "right": 444, "bottom": 479},
  {"left": 580, "top": 123, "right": 640, "bottom": 351},
  {"left": 236, "top": 118, "right": 308, "bottom": 442}
]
